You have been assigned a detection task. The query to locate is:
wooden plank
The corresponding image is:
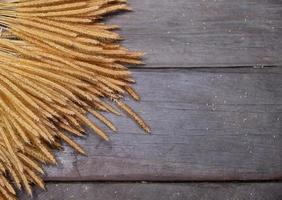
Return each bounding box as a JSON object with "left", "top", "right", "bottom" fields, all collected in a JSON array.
[
  {"left": 107, "top": 0, "right": 282, "bottom": 67},
  {"left": 44, "top": 68, "right": 282, "bottom": 181},
  {"left": 19, "top": 182, "right": 282, "bottom": 200}
]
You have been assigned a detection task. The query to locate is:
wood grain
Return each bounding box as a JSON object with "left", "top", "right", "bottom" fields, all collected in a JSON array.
[
  {"left": 44, "top": 68, "right": 282, "bottom": 181},
  {"left": 19, "top": 182, "right": 282, "bottom": 200},
  {"left": 108, "top": 0, "right": 282, "bottom": 68}
]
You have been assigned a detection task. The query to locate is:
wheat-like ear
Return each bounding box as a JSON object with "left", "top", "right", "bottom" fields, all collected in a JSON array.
[{"left": 0, "top": 0, "right": 150, "bottom": 199}]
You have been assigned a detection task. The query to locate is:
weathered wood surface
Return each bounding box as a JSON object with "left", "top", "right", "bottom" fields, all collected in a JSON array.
[
  {"left": 108, "top": 0, "right": 282, "bottom": 68},
  {"left": 44, "top": 68, "right": 282, "bottom": 181},
  {"left": 16, "top": 0, "right": 282, "bottom": 199},
  {"left": 19, "top": 182, "right": 282, "bottom": 200}
]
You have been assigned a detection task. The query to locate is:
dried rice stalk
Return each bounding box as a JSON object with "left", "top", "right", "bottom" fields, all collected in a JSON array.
[{"left": 0, "top": 0, "right": 150, "bottom": 199}]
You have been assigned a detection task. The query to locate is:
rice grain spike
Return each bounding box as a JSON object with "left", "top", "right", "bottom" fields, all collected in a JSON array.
[
  {"left": 89, "top": 109, "right": 117, "bottom": 132},
  {"left": 116, "top": 100, "right": 151, "bottom": 133},
  {"left": 17, "top": 2, "right": 88, "bottom": 13},
  {"left": 57, "top": 131, "right": 86, "bottom": 155}
]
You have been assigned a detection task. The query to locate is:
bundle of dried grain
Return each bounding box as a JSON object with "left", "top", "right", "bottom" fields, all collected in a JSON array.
[{"left": 0, "top": 1, "right": 149, "bottom": 199}]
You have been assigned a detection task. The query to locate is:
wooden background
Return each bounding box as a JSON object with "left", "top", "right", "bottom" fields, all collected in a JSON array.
[{"left": 19, "top": 0, "right": 282, "bottom": 199}]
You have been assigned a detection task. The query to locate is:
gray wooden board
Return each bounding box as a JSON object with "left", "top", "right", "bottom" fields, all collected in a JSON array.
[
  {"left": 19, "top": 182, "right": 282, "bottom": 200},
  {"left": 107, "top": 0, "right": 282, "bottom": 68},
  {"left": 44, "top": 68, "right": 282, "bottom": 181}
]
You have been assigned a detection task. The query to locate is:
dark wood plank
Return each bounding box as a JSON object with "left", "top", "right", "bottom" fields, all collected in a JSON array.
[
  {"left": 19, "top": 182, "right": 282, "bottom": 200},
  {"left": 44, "top": 68, "right": 282, "bottom": 181},
  {"left": 108, "top": 0, "right": 282, "bottom": 68}
]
